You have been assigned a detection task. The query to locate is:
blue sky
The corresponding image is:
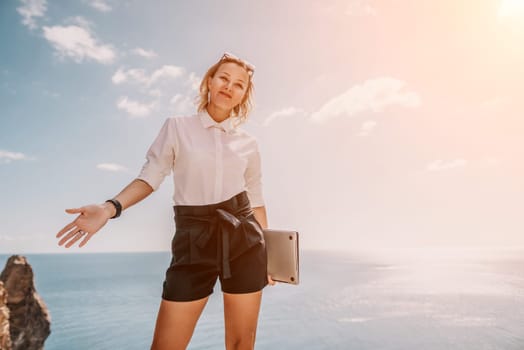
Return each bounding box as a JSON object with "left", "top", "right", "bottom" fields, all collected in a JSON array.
[{"left": 1, "top": 0, "right": 523, "bottom": 254}]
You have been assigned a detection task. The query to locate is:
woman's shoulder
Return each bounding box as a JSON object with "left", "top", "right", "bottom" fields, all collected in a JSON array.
[{"left": 165, "top": 113, "right": 200, "bottom": 126}]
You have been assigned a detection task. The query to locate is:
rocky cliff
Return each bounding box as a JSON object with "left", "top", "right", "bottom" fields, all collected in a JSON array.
[
  {"left": 0, "top": 281, "right": 12, "bottom": 350},
  {"left": 0, "top": 256, "right": 51, "bottom": 350}
]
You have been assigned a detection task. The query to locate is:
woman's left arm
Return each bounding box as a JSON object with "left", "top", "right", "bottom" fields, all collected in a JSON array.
[
  {"left": 252, "top": 206, "right": 268, "bottom": 229},
  {"left": 252, "top": 205, "right": 276, "bottom": 285}
]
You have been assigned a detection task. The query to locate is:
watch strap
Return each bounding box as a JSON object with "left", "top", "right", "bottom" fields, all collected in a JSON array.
[{"left": 105, "top": 199, "right": 122, "bottom": 219}]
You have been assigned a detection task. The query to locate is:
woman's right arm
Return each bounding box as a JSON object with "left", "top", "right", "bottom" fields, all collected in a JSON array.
[
  {"left": 56, "top": 178, "right": 154, "bottom": 248},
  {"left": 102, "top": 179, "right": 154, "bottom": 218},
  {"left": 58, "top": 117, "right": 175, "bottom": 248}
]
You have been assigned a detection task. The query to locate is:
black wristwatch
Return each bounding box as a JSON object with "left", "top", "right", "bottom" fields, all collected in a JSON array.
[{"left": 105, "top": 199, "right": 122, "bottom": 219}]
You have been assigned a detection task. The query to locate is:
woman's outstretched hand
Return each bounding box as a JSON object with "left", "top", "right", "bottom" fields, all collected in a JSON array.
[{"left": 56, "top": 204, "right": 113, "bottom": 248}]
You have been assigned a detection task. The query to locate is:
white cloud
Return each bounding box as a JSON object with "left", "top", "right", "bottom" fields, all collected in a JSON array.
[
  {"left": 356, "top": 120, "right": 377, "bottom": 137},
  {"left": 88, "top": 0, "right": 112, "bottom": 12},
  {"left": 0, "top": 150, "right": 29, "bottom": 164},
  {"left": 346, "top": 0, "right": 377, "bottom": 16},
  {"left": 426, "top": 159, "right": 467, "bottom": 172},
  {"left": 112, "top": 68, "right": 148, "bottom": 85},
  {"left": 132, "top": 47, "right": 157, "bottom": 59},
  {"left": 17, "top": 0, "right": 47, "bottom": 29},
  {"left": 112, "top": 65, "right": 185, "bottom": 87},
  {"left": 96, "top": 163, "right": 128, "bottom": 172},
  {"left": 310, "top": 77, "right": 420, "bottom": 123},
  {"left": 263, "top": 107, "right": 304, "bottom": 126},
  {"left": 42, "top": 20, "right": 116, "bottom": 64},
  {"left": 170, "top": 94, "right": 195, "bottom": 115},
  {"left": 111, "top": 68, "right": 129, "bottom": 84},
  {"left": 117, "top": 96, "right": 155, "bottom": 117},
  {"left": 150, "top": 66, "right": 185, "bottom": 85},
  {"left": 187, "top": 72, "right": 201, "bottom": 91}
]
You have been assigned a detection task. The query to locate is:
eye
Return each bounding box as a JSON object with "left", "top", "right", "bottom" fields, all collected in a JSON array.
[
  {"left": 220, "top": 76, "right": 228, "bottom": 82},
  {"left": 235, "top": 83, "right": 244, "bottom": 89}
]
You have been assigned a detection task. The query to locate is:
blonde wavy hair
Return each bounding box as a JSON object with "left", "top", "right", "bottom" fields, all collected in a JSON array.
[{"left": 197, "top": 53, "right": 255, "bottom": 126}]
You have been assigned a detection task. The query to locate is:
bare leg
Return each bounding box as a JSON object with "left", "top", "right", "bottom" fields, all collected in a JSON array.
[
  {"left": 150, "top": 296, "right": 210, "bottom": 350},
  {"left": 223, "top": 291, "right": 263, "bottom": 350}
]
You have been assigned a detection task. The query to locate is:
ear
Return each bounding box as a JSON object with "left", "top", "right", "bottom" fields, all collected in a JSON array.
[{"left": 207, "top": 76, "right": 212, "bottom": 90}]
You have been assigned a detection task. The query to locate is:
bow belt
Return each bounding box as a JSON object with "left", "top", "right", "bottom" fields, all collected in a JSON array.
[{"left": 173, "top": 206, "right": 263, "bottom": 279}]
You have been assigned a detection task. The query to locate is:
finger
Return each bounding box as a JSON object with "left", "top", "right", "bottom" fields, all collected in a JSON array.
[
  {"left": 268, "top": 275, "right": 276, "bottom": 285},
  {"left": 65, "top": 231, "right": 86, "bottom": 248},
  {"left": 78, "top": 233, "right": 94, "bottom": 248},
  {"left": 65, "top": 207, "right": 84, "bottom": 214},
  {"left": 56, "top": 222, "right": 77, "bottom": 238},
  {"left": 58, "top": 228, "right": 80, "bottom": 246}
]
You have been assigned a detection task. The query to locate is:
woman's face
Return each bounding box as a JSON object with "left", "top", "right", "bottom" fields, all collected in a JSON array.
[{"left": 207, "top": 62, "right": 250, "bottom": 112}]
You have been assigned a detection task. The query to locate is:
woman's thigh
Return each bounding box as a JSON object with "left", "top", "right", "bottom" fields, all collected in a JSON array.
[
  {"left": 223, "top": 290, "right": 263, "bottom": 350},
  {"left": 151, "top": 296, "right": 210, "bottom": 350}
]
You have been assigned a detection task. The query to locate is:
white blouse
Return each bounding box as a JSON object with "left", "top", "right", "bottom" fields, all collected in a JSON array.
[{"left": 136, "top": 109, "right": 265, "bottom": 207}]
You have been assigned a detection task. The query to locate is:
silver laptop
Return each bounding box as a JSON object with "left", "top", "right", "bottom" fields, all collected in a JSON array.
[{"left": 263, "top": 228, "right": 299, "bottom": 285}]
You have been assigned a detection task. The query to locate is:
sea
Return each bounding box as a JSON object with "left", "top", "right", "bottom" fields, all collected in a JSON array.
[{"left": 1, "top": 248, "right": 523, "bottom": 349}]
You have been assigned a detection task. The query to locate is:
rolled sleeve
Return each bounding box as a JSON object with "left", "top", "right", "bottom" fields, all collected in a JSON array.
[
  {"left": 244, "top": 140, "right": 265, "bottom": 207},
  {"left": 136, "top": 118, "right": 176, "bottom": 191}
]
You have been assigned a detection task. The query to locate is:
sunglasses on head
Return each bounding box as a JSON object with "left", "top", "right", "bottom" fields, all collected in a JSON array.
[{"left": 221, "top": 52, "right": 255, "bottom": 75}]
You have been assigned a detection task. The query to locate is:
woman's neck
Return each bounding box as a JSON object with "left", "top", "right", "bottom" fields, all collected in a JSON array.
[{"left": 206, "top": 104, "right": 231, "bottom": 123}]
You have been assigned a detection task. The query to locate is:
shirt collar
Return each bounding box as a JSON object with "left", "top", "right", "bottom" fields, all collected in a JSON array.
[{"left": 198, "top": 109, "right": 236, "bottom": 134}]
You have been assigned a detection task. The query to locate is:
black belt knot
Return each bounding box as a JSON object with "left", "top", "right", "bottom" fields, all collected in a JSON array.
[{"left": 176, "top": 206, "right": 261, "bottom": 279}]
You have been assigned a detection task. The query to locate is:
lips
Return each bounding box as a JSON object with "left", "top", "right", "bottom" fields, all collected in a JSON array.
[{"left": 219, "top": 91, "right": 232, "bottom": 98}]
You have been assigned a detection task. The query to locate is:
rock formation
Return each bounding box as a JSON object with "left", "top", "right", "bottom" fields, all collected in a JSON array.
[
  {"left": 0, "top": 281, "right": 12, "bottom": 350},
  {"left": 0, "top": 256, "right": 51, "bottom": 350}
]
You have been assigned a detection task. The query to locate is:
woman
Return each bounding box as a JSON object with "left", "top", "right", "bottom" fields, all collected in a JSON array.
[{"left": 56, "top": 52, "right": 276, "bottom": 350}]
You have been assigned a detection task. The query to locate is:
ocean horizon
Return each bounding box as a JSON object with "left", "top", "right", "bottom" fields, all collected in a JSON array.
[{"left": 1, "top": 248, "right": 523, "bottom": 349}]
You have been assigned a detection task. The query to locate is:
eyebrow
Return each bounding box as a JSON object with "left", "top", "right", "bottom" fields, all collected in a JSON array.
[{"left": 219, "top": 71, "right": 246, "bottom": 84}]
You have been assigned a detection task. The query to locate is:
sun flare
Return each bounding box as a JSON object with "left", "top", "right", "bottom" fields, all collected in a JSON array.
[{"left": 498, "top": 0, "right": 524, "bottom": 18}]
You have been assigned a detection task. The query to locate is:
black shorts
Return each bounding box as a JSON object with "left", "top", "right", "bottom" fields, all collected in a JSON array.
[{"left": 162, "top": 191, "right": 268, "bottom": 302}]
